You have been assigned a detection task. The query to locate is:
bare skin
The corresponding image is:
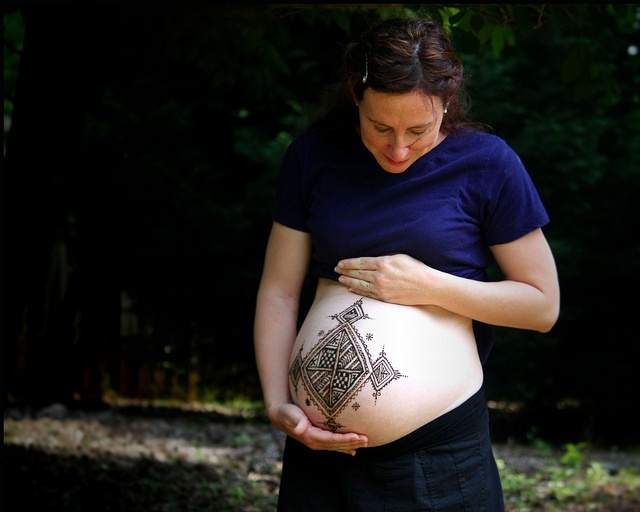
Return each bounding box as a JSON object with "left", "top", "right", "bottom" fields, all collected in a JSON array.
[{"left": 288, "top": 280, "right": 483, "bottom": 446}]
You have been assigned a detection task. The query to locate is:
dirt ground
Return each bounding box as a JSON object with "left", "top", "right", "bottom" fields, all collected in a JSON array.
[{"left": 4, "top": 401, "right": 640, "bottom": 511}]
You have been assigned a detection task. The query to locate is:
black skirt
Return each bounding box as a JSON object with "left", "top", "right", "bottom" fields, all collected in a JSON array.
[{"left": 277, "top": 387, "right": 505, "bottom": 512}]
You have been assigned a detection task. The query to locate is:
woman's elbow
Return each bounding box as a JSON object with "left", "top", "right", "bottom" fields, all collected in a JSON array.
[{"left": 535, "top": 298, "right": 561, "bottom": 333}]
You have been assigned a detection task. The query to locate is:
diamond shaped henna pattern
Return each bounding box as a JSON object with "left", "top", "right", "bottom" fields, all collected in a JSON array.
[{"left": 289, "top": 299, "right": 405, "bottom": 432}]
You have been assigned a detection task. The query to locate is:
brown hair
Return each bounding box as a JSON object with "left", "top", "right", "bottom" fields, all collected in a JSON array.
[{"left": 309, "top": 16, "right": 484, "bottom": 136}]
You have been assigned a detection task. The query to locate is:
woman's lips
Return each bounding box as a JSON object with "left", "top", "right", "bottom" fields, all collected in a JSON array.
[{"left": 385, "top": 155, "right": 410, "bottom": 166}]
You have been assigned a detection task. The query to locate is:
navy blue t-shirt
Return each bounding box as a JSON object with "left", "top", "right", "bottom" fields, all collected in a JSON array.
[{"left": 272, "top": 128, "right": 549, "bottom": 363}]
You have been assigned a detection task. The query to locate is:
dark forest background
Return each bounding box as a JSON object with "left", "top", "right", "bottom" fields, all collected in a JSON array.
[{"left": 4, "top": 4, "right": 639, "bottom": 448}]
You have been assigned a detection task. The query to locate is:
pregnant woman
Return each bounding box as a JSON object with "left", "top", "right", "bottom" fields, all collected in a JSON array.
[{"left": 254, "top": 16, "right": 560, "bottom": 512}]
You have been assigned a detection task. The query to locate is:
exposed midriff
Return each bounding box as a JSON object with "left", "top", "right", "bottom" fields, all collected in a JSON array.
[{"left": 288, "top": 278, "right": 483, "bottom": 447}]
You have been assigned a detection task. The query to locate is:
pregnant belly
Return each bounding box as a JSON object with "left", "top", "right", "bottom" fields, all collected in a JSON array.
[{"left": 288, "top": 280, "right": 484, "bottom": 446}]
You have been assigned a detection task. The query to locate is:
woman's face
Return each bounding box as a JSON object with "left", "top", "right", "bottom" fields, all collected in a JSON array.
[{"left": 358, "top": 89, "right": 446, "bottom": 174}]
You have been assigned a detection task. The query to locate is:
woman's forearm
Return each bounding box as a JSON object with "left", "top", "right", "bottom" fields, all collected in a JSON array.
[
  {"left": 254, "top": 289, "right": 300, "bottom": 414},
  {"left": 429, "top": 270, "right": 559, "bottom": 332}
]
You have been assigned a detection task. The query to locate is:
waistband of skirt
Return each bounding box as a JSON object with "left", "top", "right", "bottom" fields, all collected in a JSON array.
[{"left": 354, "top": 386, "right": 488, "bottom": 461}]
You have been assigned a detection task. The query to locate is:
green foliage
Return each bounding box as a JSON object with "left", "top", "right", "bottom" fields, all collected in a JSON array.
[
  {"left": 5, "top": 4, "right": 640, "bottom": 447},
  {"left": 3, "top": 8, "right": 24, "bottom": 129},
  {"left": 561, "top": 442, "right": 589, "bottom": 467},
  {"left": 465, "top": 6, "right": 640, "bottom": 442},
  {"left": 499, "top": 469, "right": 539, "bottom": 509},
  {"left": 432, "top": 3, "right": 637, "bottom": 102},
  {"left": 499, "top": 443, "right": 640, "bottom": 511}
]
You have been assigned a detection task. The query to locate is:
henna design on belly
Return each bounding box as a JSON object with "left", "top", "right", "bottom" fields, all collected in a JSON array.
[{"left": 289, "top": 299, "right": 405, "bottom": 432}]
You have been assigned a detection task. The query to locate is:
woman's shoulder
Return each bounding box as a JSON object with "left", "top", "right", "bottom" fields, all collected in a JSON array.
[{"left": 445, "top": 129, "right": 522, "bottom": 166}]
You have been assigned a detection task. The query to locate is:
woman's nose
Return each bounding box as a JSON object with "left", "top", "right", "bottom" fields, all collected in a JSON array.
[{"left": 389, "top": 143, "right": 410, "bottom": 160}]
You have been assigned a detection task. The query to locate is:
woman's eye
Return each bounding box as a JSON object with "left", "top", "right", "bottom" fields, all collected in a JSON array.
[{"left": 372, "top": 126, "right": 427, "bottom": 137}]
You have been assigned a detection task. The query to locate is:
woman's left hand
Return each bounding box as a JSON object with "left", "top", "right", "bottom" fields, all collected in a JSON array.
[
  {"left": 335, "top": 254, "right": 431, "bottom": 305},
  {"left": 335, "top": 229, "right": 560, "bottom": 333}
]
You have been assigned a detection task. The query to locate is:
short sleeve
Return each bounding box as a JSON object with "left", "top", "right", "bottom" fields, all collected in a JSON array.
[
  {"left": 482, "top": 142, "right": 549, "bottom": 246},
  {"left": 271, "top": 139, "right": 310, "bottom": 233}
]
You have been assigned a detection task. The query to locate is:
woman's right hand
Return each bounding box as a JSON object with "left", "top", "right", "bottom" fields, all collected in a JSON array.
[
  {"left": 255, "top": 223, "right": 368, "bottom": 455},
  {"left": 272, "top": 402, "right": 368, "bottom": 456}
]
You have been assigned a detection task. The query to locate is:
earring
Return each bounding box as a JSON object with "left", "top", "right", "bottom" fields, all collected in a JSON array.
[{"left": 444, "top": 107, "right": 448, "bottom": 113}]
